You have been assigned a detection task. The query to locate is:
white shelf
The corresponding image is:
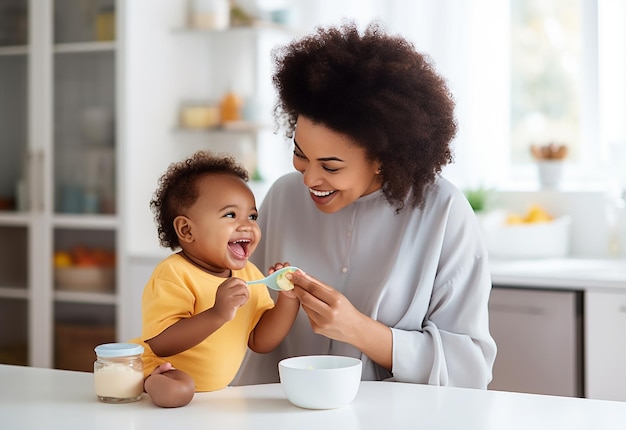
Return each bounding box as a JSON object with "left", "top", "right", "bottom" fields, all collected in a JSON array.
[
  {"left": 54, "top": 41, "right": 116, "bottom": 54},
  {"left": 0, "top": 213, "right": 32, "bottom": 227},
  {"left": 0, "top": 45, "right": 28, "bottom": 56},
  {"left": 174, "top": 122, "right": 270, "bottom": 135},
  {"left": 0, "top": 287, "right": 28, "bottom": 300},
  {"left": 52, "top": 214, "right": 119, "bottom": 230},
  {"left": 172, "top": 21, "right": 299, "bottom": 35},
  {"left": 54, "top": 289, "right": 116, "bottom": 305}
]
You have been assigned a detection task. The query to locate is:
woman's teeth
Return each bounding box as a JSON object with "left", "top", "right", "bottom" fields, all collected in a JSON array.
[{"left": 310, "top": 188, "right": 335, "bottom": 197}]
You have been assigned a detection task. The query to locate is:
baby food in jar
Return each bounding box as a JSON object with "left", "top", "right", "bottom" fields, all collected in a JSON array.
[{"left": 94, "top": 343, "right": 144, "bottom": 403}]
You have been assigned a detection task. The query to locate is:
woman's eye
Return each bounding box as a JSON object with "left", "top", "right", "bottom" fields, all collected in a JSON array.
[
  {"left": 323, "top": 165, "right": 340, "bottom": 173},
  {"left": 293, "top": 149, "right": 307, "bottom": 160}
]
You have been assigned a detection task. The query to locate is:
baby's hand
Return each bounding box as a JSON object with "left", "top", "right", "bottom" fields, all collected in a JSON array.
[
  {"left": 150, "top": 362, "right": 175, "bottom": 375},
  {"left": 267, "top": 261, "right": 291, "bottom": 274},
  {"left": 213, "top": 277, "right": 249, "bottom": 322}
]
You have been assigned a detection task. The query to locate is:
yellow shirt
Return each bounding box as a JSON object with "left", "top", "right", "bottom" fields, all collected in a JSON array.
[{"left": 132, "top": 253, "right": 274, "bottom": 391}]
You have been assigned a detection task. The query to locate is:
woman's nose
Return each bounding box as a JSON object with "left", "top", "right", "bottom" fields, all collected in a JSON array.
[{"left": 301, "top": 166, "right": 322, "bottom": 188}]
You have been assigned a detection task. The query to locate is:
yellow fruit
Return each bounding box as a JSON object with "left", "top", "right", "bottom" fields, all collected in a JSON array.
[
  {"left": 525, "top": 205, "right": 553, "bottom": 223},
  {"left": 54, "top": 252, "right": 73, "bottom": 267},
  {"left": 506, "top": 214, "right": 525, "bottom": 225}
]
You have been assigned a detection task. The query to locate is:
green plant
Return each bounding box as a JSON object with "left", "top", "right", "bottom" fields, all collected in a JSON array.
[{"left": 463, "top": 187, "right": 491, "bottom": 212}]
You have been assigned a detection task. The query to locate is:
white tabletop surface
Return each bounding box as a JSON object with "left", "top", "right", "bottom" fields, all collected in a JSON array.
[{"left": 2, "top": 364, "right": 626, "bottom": 429}]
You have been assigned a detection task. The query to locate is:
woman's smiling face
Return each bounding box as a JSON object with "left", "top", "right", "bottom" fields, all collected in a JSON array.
[{"left": 292, "top": 116, "right": 382, "bottom": 214}]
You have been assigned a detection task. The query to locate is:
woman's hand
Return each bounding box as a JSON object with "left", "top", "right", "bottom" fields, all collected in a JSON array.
[
  {"left": 289, "top": 271, "right": 361, "bottom": 344},
  {"left": 290, "top": 271, "right": 393, "bottom": 370}
]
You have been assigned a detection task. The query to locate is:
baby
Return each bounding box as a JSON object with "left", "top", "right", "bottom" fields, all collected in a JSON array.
[{"left": 131, "top": 150, "right": 299, "bottom": 407}]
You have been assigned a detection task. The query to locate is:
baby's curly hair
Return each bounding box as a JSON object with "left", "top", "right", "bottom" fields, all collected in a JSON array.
[
  {"left": 150, "top": 150, "right": 249, "bottom": 250},
  {"left": 272, "top": 20, "right": 456, "bottom": 211}
]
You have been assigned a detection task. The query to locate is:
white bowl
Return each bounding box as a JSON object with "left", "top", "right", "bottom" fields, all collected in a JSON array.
[
  {"left": 278, "top": 355, "right": 362, "bottom": 409},
  {"left": 55, "top": 267, "right": 115, "bottom": 292},
  {"left": 480, "top": 210, "right": 571, "bottom": 259}
]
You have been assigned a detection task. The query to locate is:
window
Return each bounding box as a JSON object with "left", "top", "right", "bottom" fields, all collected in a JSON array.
[
  {"left": 510, "top": 0, "right": 583, "bottom": 163},
  {"left": 278, "top": 0, "right": 626, "bottom": 190},
  {"left": 598, "top": 0, "right": 626, "bottom": 190}
]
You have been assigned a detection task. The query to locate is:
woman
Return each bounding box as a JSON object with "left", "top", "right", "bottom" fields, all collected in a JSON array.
[{"left": 234, "top": 21, "right": 496, "bottom": 389}]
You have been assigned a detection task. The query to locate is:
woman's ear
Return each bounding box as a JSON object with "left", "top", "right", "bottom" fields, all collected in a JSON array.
[{"left": 173, "top": 216, "right": 193, "bottom": 243}]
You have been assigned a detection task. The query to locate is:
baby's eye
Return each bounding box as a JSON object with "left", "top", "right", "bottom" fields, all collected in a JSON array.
[
  {"left": 224, "top": 212, "right": 236, "bottom": 218},
  {"left": 249, "top": 213, "right": 258, "bottom": 221}
]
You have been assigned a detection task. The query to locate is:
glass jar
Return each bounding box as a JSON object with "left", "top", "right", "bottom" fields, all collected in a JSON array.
[
  {"left": 94, "top": 343, "right": 144, "bottom": 403},
  {"left": 189, "top": 0, "right": 230, "bottom": 30}
]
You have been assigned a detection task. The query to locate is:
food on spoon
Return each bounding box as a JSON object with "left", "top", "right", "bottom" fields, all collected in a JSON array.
[{"left": 275, "top": 268, "right": 296, "bottom": 291}]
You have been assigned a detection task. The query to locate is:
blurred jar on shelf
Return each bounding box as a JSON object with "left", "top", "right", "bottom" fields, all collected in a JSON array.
[
  {"left": 82, "top": 106, "right": 114, "bottom": 147},
  {"left": 95, "top": 4, "right": 115, "bottom": 41},
  {"left": 180, "top": 102, "right": 220, "bottom": 129},
  {"left": 189, "top": 0, "right": 230, "bottom": 30},
  {"left": 219, "top": 91, "right": 242, "bottom": 124}
]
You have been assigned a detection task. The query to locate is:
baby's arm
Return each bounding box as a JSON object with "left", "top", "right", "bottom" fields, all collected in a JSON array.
[
  {"left": 146, "top": 277, "right": 249, "bottom": 357},
  {"left": 248, "top": 271, "right": 300, "bottom": 354}
]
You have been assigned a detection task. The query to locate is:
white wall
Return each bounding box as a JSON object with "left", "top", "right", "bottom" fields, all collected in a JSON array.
[{"left": 122, "top": 1, "right": 293, "bottom": 257}]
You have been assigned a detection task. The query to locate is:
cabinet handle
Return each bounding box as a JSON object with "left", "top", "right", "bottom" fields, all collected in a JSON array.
[
  {"left": 23, "top": 151, "right": 34, "bottom": 212},
  {"left": 33, "top": 150, "right": 45, "bottom": 212}
]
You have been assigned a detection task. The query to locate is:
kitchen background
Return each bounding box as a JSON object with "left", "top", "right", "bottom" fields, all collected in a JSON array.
[{"left": 0, "top": 0, "right": 625, "bottom": 402}]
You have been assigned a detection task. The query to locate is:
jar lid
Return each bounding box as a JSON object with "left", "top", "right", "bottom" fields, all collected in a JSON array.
[{"left": 95, "top": 342, "right": 144, "bottom": 357}]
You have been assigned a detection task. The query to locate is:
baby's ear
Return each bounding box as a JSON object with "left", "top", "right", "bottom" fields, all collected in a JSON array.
[{"left": 173, "top": 216, "right": 194, "bottom": 243}]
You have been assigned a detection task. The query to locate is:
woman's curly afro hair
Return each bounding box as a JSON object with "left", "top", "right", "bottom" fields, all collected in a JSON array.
[
  {"left": 150, "top": 150, "right": 249, "bottom": 250},
  {"left": 272, "top": 20, "right": 457, "bottom": 211}
]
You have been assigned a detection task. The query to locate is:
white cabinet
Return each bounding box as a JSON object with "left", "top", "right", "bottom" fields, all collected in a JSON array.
[
  {"left": 585, "top": 291, "right": 626, "bottom": 401},
  {"left": 0, "top": 0, "right": 30, "bottom": 367},
  {"left": 0, "top": 0, "right": 121, "bottom": 370},
  {"left": 488, "top": 287, "right": 584, "bottom": 397},
  {"left": 0, "top": 0, "right": 297, "bottom": 370}
]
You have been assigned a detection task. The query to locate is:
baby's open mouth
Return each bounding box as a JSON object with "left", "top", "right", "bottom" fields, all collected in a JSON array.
[{"left": 228, "top": 239, "right": 250, "bottom": 258}]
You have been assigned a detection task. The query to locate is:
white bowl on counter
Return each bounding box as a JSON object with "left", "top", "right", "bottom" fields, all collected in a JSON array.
[{"left": 278, "top": 355, "right": 362, "bottom": 410}]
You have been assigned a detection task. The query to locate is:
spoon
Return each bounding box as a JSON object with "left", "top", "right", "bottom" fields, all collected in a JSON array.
[{"left": 246, "top": 266, "right": 300, "bottom": 291}]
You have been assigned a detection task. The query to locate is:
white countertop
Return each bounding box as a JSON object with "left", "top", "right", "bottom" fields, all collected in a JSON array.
[
  {"left": 2, "top": 364, "right": 626, "bottom": 429},
  {"left": 490, "top": 258, "right": 626, "bottom": 292}
]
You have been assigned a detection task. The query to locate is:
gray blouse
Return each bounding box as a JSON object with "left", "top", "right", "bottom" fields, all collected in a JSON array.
[{"left": 233, "top": 172, "right": 496, "bottom": 389}]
